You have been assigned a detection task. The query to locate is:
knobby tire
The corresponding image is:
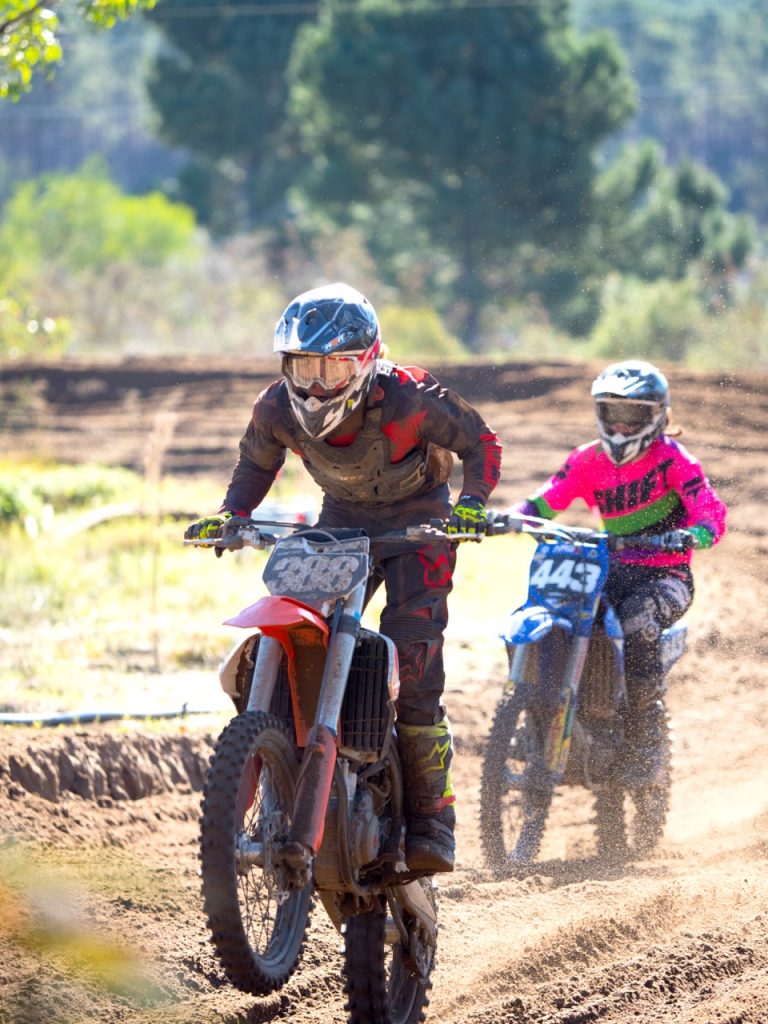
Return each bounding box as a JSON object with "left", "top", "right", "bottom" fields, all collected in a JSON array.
[
  {"left": 594, "top": 709, "right": 673, "bottom": 860},
  {"left": 200, "top": 711, "right": 312, "bottom": 995},
  {"left": 593, "top": 785, "right": 629, "bottom": 863},
  {"left": 343, "top": 886, "right": 435, "bottom": 1024},
  {"left": 631, "top": 709, "right": 673, "bottom": 856},
  {"left": 480, "top": 687, "right": 553, "bottom": 872}
]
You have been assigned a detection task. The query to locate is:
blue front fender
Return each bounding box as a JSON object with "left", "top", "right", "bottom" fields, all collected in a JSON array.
[{"left": 501, "top": 605, "right": 575, "bottom": 645}]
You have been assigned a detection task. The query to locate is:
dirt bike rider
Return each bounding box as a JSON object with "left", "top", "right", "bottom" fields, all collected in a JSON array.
[
  {"left": 185, "top": 282, "right": 502, "bottom": 873},
  {"left": 511, "top": 360, "right": 727, "bottom": 788}
]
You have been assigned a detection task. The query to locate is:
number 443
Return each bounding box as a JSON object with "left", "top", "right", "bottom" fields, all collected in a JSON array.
[{"left": 530, "top": 557, "right": 602, "bottom": 595}]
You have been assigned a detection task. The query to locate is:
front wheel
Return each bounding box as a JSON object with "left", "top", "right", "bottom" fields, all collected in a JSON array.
[
  {"left": 479, "top": 687, "right": 554, "bottom": 872},
  {"left": 343, "top": 880, "right": 436, "bottom": 1024},
  {"left": 200, "top": 711, "right": 312, "bottom": 995}
]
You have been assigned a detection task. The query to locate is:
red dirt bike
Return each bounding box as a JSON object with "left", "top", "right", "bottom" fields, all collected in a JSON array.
[
  {"left": 479, "top": 514, "right": 687, "bottom": 872},
  {"left": 186, "top": 517, "right": 482, "bottom": 1024}
]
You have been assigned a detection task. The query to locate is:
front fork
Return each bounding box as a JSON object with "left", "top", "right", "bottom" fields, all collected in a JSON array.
[
  {"left": 508, "top": 633, "right": 590, "bottom": 785},
  {"left": 245, "top": 586, "right": 366, "bottom": 885}
]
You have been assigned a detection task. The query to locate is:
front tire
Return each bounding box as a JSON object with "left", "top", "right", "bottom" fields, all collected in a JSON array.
[
  {"left": 479, "top": 687, "right": 554, "bottom": 871},
  {"left": 200, "top": 711, "right": 312, "bottom": 995},
  {"left": 343, "top": 881, "right": 436, "bottom": 1024}
]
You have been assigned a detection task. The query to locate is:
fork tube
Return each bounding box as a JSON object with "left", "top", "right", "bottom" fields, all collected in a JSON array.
[
  {"left": 508, "top": 644, "right": 531, "bottom": 688},
  {"left": 288, "top": 584, "right": 365, "bottom": 857},
  {"left": 547, "top": 635, "right": 590, "bottom": 776},
  {"left": 314, "top": 584, "right": 365, "bottom": 728},
  {"left": 246, "top": 635, "right": 283, "bottom": 713}
]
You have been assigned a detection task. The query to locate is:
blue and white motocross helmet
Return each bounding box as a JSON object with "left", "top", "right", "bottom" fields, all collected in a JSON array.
[
  {"left": 274, "top": 282, "right": 381, "bottom": 439},
  {"left": 591, "top": 360, "right": 670, "bottom": 465}
]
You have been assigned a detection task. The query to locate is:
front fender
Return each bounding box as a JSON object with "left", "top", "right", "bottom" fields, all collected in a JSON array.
[
  {"left": 224, "top": 595, "right": 329, "bottom": 636},
  {"left": 500, "top": 605, "right": 575, "bottom": 645}
]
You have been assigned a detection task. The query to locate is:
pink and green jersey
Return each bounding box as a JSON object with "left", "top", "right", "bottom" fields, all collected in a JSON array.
[{"left": 527, "top": 436, "right": 727, "bottom": 566}]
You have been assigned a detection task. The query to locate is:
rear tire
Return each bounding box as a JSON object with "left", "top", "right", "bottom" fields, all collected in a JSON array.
[
  {"left": 631, "top": 710, "right": 673, "bottom": 857},
  {"left": 593, "top": 785, "right": 629, "bottom": 863},
  {"left": 594, "top": 710, "right": 673, "bottom": 861},
  {"left": 343, "top": 882, "right": 435, "bottom": 1024}
]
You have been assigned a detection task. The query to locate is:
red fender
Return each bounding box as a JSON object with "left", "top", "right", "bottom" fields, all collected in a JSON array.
[
  {"left": 224, "top": 595, "right": 329, "bottom": 640},
  {"left": 225, "top": 596, "right": 330, "bottom": 748}
]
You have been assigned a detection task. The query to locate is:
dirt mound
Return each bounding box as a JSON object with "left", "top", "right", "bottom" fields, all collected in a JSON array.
[{"left": 0, "top": 727, "right": 212, "bottom": 805}]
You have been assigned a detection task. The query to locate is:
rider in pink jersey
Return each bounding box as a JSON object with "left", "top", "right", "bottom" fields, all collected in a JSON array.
[{"left": 514, "top": 360, "right": 727, "bottom": 786}]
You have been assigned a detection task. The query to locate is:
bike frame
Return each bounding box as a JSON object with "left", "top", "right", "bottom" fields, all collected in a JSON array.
[
  {"left": 221, "top": 529, "right": 401, "bottom": 874},
  {"left": 502, "top": 532, "right": 617, "bottom": 780},
  {"left": 500, "top": 522, "right": 686, "bottom": 787}
]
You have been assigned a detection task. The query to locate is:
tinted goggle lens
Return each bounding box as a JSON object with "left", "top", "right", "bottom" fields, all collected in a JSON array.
[{"left": 597, "top": 400, "right": 654, "bottom": 429}]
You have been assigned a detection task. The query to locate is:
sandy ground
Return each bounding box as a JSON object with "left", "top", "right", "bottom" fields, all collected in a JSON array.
[{"left": 1, "top": 357, "right": 768, "bottom": 1023}]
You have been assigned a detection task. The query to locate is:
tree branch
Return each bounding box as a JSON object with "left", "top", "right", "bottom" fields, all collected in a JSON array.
[{"left": 0, "top": 0, "right": 53, "bottom": 37}]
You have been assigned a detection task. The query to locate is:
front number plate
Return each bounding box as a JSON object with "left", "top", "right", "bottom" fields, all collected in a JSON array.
[{"left": 263, "top": 536, "right": 370, "bottom": 605}]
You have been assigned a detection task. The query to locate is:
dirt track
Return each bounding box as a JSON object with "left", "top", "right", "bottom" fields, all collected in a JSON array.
[{"left": 2, "top": 357, "right": 768, "bottom": 1023}]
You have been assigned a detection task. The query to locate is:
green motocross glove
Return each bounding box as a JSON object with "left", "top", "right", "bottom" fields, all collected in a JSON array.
[
  {"left": 184, "top": 511, "right": 233, "bottom": 541},
  {"left": 447, "top": 495, "right": 488, "bottom": 540},
  {"left": 687, "top": 524, "right": 715, "bottom": 549}
]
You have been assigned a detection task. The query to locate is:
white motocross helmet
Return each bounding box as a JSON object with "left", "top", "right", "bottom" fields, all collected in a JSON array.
[
  {"left": 591, "top": 360, "right": 670, "bottom": 466},
  {"left": 274, "top": 283, "right": 381, "bottom": 439}
]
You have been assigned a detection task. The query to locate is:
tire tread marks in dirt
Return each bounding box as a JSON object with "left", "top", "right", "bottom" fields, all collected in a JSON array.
[{"left": 535, "top": 931, "right": 764, "bottom": 1024}]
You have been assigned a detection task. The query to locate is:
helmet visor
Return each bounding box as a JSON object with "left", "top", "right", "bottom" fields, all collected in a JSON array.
[
  {"left": 596, "top": 399, "right": 657, "bottom": 433},
  {"left": 282, "top": 352, "right": 367, "bottom": 391}
]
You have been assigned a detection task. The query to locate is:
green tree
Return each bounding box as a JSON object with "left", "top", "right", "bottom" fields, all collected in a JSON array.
[
  {"left": 574, "top": 0, "right": 768, "bottom": 224},
  {"left": 145, "top": 0, "right": 315, "bottom": 234},
  {"left": 510, "top": 142, "right": 755, "bottom": 335},
  {"left": 0, "top": 0, "right": 155, "bottom": 99},
  {"left": 0, "top": 159, "right": 196, "bottom": 274},
  {"left": 0, "top": 160, "right": 197, "bottom": 357},
  {"left": 289, "top": 1, "right": 635, "bottom": 348},
  {"left": 593, "top": 144, "right": 754, "bottom": 286}
]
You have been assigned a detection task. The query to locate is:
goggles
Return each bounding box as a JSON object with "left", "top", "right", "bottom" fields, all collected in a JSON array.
[
  {"left": 596, "top": 399, "right": 657, "bottom": 431},
  {"left": 282, "top": 351, "right": 368, "bottom": 391}
]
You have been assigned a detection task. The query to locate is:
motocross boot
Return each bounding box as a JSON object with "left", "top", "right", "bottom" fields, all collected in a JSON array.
[
  {"left": 397, "top": 718, "right": 456, "bottom": 873},
  {"left": 624, "top": 677, "right": 669, "bottom": 788}
]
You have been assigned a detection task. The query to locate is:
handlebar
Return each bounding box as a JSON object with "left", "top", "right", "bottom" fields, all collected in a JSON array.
[
  {"left": 184, "top": 513, "right": 689, "bottom": 554},
  {"left": 183, "top": 518, "right": 485, "bottom": 551},
  {"left": 488, "top": 511, "right": 691, "bottom": 553}
]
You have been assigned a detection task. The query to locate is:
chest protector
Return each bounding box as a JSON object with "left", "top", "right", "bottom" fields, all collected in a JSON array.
[{"left": 293, "top": 406, "right": 438, "bottom": 505}]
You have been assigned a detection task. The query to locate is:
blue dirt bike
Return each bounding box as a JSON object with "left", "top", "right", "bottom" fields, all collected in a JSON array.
[{"left": 479, "top": 513, "right": 687, "bottom": 871}]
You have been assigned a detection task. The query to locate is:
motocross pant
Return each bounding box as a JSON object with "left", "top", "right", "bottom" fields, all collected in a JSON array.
[
  {"left": 605, "top": 563, "right": 693, "bottom": 782},
  {"left": 604, "top": 562, "right": 694, "bottom": 698}
]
